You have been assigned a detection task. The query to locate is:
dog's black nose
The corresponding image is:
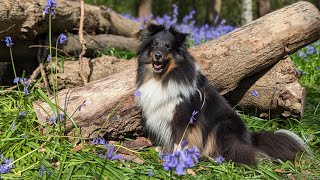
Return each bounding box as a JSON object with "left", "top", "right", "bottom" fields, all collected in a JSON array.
[{"left": 154, "top": 51, "right": 162, "bottom": 61}]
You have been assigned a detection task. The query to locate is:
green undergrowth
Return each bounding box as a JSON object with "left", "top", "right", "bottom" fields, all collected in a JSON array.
[
  {"left": 1, "top": 43, "right": 320, "bottom": 179},
  {"left": 95, "top": 47, "right": 136, "bottom": 60}
]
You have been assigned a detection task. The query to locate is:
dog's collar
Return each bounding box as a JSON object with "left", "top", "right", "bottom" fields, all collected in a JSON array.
[{"left": 196, "top": 88, "right": 205, "bottom": 110}]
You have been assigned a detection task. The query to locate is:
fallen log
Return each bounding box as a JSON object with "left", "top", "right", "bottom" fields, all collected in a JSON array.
[
  {"left": 33, "top": 1, "right": 320, "bottom": 139},
  {"left": 225, "top": 56, "right": 305, "bottom": 118},
  {"left": 0, "top": 0, "right": 141, "bottom": 40},
  {"left": 63, "top": 34, "right": 139, "bottom": 56}
]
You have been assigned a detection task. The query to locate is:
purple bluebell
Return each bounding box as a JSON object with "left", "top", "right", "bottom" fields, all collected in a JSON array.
[
  {"left": 316, "top": 66, "right": 320, "bottom": 70},
  {"left": 106, "top": 145, "right": 121, "bottom": 160},
  {"left": 13, "top": 77, "right": 22, "bottom": 84},
  {"left": 23, "top": 87, "right": 30, "bottom": 96},
  {"left": 5, "top": 37, "right": 14, "bottom": 47},
  {"left": 46, "top": 55, "right": 51, "bottom": 62},
  {"left": 189, "top": 110, "right": 198, "bottom": 124},
  {"left": 148, "top": 171, "right": 153, "bottom": 177},
  {"left": 251, "top": 90, "right": 259, "bottom": 97},
  {"left": 92, "top": 137, "right": 121, "bottom": 160},
  {"left": 19, "top": 111, "right": 27, "bottom": 116},
  {"left": 39, "top": 165, "right": 50, "bottom": 177},
  {"left": 181, "top": 140, "right": 188, "bottom": 148},
  {"left": 306, "top": 45, "right": 317, "bottom": 55},
  {"left": 122, "top": 5, "right": 236, "bottom": 46},
  {"left": 23, "top": 78, "right": 30, "bottom": 87},
  {"left": 134, "top": 89, "right": 141, "bottom": 97},
  {"left": 44, "top": 0, "right": 57, "bottom": 15},
  {"left": 98, "top": 144, "right": 121, "bottom": 160},
  {"left": 297, "top": 50, "right": 307, "bottom": 58},
  {"left": 59, "top": 33, "right": 68, "bottom": 44},
  {"left": 0, "top": 154, "right": 13, "bottom": 174},
  {"left": 11, "top": 122, "right": 16, "bottom": 131},
  {"left": 48, "top": 114, "right": 65, "bottom": 124},
  {"left": 161, "top": 143, "right": 201, "bottom": 175},
  {"left": 215, "top": 155, "right": 225, "bottom": 164}
]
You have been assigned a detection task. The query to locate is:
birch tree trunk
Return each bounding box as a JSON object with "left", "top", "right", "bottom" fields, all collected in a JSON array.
[{"left": 241, "top": 0, "right": 253, "bottom": 25}]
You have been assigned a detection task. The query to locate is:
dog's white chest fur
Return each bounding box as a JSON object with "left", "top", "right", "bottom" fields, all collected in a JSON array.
[{"left": 136, "top": 79, "right": 195, "bottom": 147}]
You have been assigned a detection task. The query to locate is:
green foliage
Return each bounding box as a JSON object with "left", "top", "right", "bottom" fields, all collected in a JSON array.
[
  {"left": 1, "top": 43, "right": 320, "bottom": 178},
  {"left": 95, "top": 47, "right": 136, "bottom": 60},
  {"left": 291, "top": 42, "right": 320, "bottom": 86}
]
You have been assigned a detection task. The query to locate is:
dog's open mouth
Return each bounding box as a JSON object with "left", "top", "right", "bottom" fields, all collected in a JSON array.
[{"left": 153, "top": 61, "right": 168, "bottom": 73}]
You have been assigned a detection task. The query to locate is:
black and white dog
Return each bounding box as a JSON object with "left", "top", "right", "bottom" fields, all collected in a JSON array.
[{"left": 135, "top": 24, "right": 306, "bottom": 164}]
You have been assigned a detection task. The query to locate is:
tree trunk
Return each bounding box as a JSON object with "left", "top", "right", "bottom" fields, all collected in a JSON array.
[
  {"left": 241, "top": 0, "right": 253, "bottom": 25},
  {"left": 33, "top": 2, "right": 320, "bottom": 140},
  {"left": 257, "top": 0, "right": 270, "bottom": 17},
  {"left": 206, "top": 0, "right": 222, "bottom": 24},
  {"left": 138, "top": 0, "right": 152, "bottom": 21}
]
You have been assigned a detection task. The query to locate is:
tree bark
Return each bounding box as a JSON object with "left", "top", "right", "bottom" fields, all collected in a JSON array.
[{"left": 33, "top": 2, "right": 320, "bottom": 140}]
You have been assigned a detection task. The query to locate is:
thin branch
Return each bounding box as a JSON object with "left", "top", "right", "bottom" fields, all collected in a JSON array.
[
  {"left": 78, "top": 0, "right": 88, "bottom": 84},
  {"left": 0, "top": 24, "right": 16, "bottom": 34}
]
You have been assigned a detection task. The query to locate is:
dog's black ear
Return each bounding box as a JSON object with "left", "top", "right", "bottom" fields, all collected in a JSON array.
[{"left": 168, "top": 26, "right": 189, "bottom": 46}]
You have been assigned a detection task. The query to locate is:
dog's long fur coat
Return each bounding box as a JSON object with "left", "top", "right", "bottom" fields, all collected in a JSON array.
[{"left": 135, "top": 24, "right": 306, "bottom": 164}]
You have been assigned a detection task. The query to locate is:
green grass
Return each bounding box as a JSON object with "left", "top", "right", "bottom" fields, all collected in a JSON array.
[{"left": 1, "top": 42, "right": 320, "bottom": 179}]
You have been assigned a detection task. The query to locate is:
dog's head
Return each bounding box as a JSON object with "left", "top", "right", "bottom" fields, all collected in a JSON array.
[{"left": 137, "top": 24, "right": 189, "bottom": 74}]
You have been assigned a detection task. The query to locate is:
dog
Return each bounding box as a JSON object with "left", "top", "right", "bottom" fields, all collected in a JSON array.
[{"left": 135, "top": 23, "right": 307, "bottom": 164}]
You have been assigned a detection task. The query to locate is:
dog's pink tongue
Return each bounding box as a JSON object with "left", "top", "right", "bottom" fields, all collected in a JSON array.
[{"left": 154, "top": 64, "right": 162, "bottom": 69}]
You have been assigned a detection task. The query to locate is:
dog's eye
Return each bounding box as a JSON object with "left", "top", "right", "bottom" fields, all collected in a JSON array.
[{"left": 165, "top": 43, "right": 172, "bottom": 50}]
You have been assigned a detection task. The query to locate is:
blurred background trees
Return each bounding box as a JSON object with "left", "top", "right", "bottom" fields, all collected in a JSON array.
[{"left": 84, "top": 0, "right": 319, "bottom": 26}]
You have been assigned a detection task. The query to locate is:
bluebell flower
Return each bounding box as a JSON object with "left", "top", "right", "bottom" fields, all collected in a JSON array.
[
  {"left": 297, "top": 50, "right": 307, "bottom": 58},
  {"left": 13, "top": 77, "right": 22, "bottom": 84},
  {"left": 181, "top": 140, "right": 188, "bottom": 148},
  {"left": 59, "top": 33, "right": 68, "bottom": 44},
  {"left": 48, "top": 114, "right": 64, "bottom": 124},
  {"left": 134, "top": 89, "right": 141, "bottom": 97},
  {"left": 215, "top": 155, "right": 225, "bottom": 164},
  {"left": 0, "top": 154, "right": 13, "bottom": 174},
  {"left": 316, "top": 66, "right": 320, "bottom": 70},
  {"left": 5, "top": 37, "right": 14, "bottom": 47},
  {"left": 251, "top": 90, "right": 259, "bottom": 97},
  {"left": 161, "top": 143, "right": 202, "bottom": 175},
  {"left": 106, "top": 145, "right": 121, "bottom": 160},
  {"left": 148, "top": 171, "right": 153, "bottom": 177},
  {"left": 46, "top": 55, "right": 51, "bottom": 62},
  {"left": 11, "top": 122, "right": 16, "bottom": 131},
  {"left": 44, "top": 0, "right": 57, "bottom": 15},
  {"left": 98, "top": 145, "right": 121, "bottom": 160},
  {"left": 92, "top": 137, "right": 121, "bottom": 160},
  {"left": 306, "top": 45, "right": 317, "bottom": 55},
  {"left": 19, "top": 111, "right": 27, "bottom": 116},
  {"left": 39, "top": 165, "right": 50, "bottom": 177},
  {"left": 23, "top": 87, "right": 30, "bottom": 96},
  {"left": 189, "top": 110, "right": 198, "bottom": 124},
  {"left": 23, "top": 78, "right": 30, "bottom": 87}
]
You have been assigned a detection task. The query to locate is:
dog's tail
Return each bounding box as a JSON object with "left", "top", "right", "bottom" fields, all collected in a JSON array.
[{"left": 251, "top": 129, "right": 309, "bottom": 161}]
